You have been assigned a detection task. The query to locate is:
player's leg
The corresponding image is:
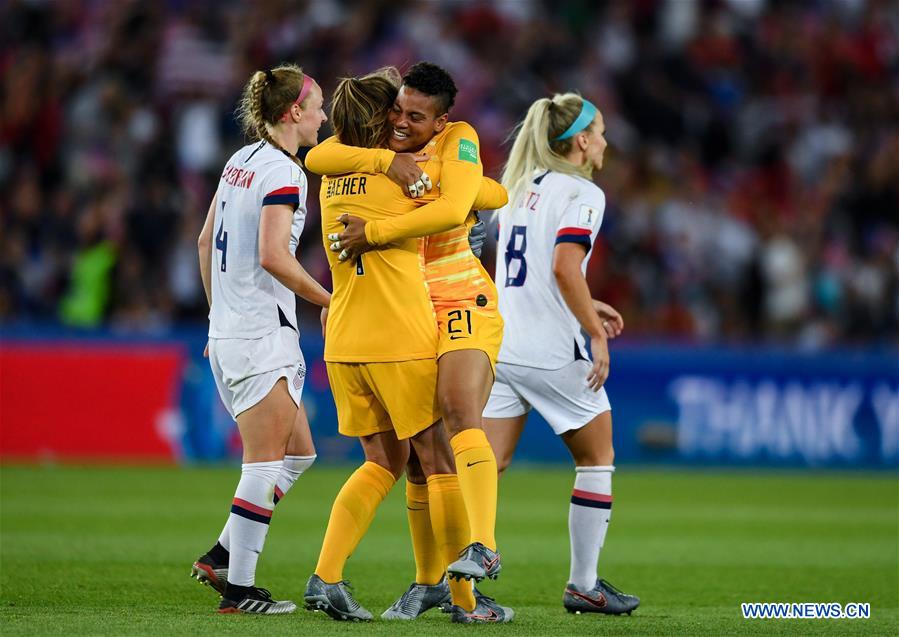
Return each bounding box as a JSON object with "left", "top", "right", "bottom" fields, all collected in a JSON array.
[
  {"left": 560, "top": 410, "right": 638, "bottom": 615},
  {"left": 305, "top": 429, "right": 406, "bottom": 621},
  {"left": 482, "top": 363, "right": 531, "bottom": 476},
  {"left": 218, "top": 377, "right": 297, "bottom": 614},
  {"left": 438, "top": 349, "right": 500, "bottom": 574},
  {"left": 482, "top": 415, "right": 527, "bottom": 475},
  {"left": 199, "top": 403, "right": 317, "bottom": 591}
]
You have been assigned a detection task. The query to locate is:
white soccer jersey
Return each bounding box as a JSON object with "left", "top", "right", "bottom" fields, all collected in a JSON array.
[
  {"left": 209, "top": 141, "right": 308, "bottom": 339},
  {"left": 494, "top": 170, "right": 605, "bottom": 369}
]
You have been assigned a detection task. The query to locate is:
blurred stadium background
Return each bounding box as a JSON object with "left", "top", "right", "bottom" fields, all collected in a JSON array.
[{"left": 0, "top": 0, "right": 897, "bottom": 634}]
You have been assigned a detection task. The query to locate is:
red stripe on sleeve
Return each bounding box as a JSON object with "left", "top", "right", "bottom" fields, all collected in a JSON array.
[
  {"left": 556, "top": 227, "right": 591, "bottom": 237},
  {"left": 571, "top": 489, "right": 613, "bottom": 503},
  {"left": 232, "top": 497, "right": 273, "bottom": 517},
  {"left": 265, "top": 186, "right": 300, "bottom": 197}
]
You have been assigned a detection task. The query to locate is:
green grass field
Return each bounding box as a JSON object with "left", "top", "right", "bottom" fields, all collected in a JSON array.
[{"left": 1, "top": 465, "right": 896, "bottom": 636}]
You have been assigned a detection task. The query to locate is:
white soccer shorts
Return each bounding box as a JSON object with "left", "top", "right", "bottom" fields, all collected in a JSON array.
[
  {"left": 208, "top": 326, "right": 306, "bottom": 419},
  {"left": 483, "top": 359, "right": 611, "bottom": 435}
]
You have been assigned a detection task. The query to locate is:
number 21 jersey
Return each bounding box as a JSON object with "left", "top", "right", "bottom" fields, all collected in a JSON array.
[{"left": 494, "top": 171, "right": 605, "bottom": 369}]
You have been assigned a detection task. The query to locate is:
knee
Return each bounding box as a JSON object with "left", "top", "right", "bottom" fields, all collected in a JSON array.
[
  {"left": 495, "top": 449, "right": 513, "bottom": 475},
  {"left": 439, "top": 395, "right": 476, "bottom": 434},
  {"left": 365, "top": 449, "right": 408, "bottom": 480},
  {"left": 573, "top": 446, "right": 614, "bottom": 467}
]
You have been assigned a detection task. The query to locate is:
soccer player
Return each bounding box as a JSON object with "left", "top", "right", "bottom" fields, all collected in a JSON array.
[
  {"left": 482, "top": 93, "right": 640, "bottom": 615},
  {"left": 302, "top": 67, "right": 511, "bottom": 624},
  {"left": 326, "top": 64, "right": 506, "bottom": 614},
  {"left": 192, "top": 64, "right": 330, "bottom": 614}
]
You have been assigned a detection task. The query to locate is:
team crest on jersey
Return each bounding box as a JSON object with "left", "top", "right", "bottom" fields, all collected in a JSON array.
[
  {"left": 293, "top": 364, "right": 306, "bottom": 390},
  {"left": 578, "top": 204, "right": 597, "bottom": 228},
  {"left": 458, "top": 139, "right": 478, "bottom": 164}
]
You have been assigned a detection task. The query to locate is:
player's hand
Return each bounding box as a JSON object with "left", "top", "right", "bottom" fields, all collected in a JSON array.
[
  {"left": 203, "top": 342, "right": 209, "bottom": 358},
  {"left": 329, "top": 214, "right": 372, "bottom": 261},
  {"left": 468, "top": 212, "right": 486, "bottom": 258},
  {"left": 592, "top": 300, "right": 624, "bottom": 339},
  {"left": 386, "top": 152, "right": 431, "bottom": 198},
  {"left": 320, "top": 306, "right": 329, "bottom": 339},
  {"left": 587, "top": 335, "right": 610, "bottom": 391}
]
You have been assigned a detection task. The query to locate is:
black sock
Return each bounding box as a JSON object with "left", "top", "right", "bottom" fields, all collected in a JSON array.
[
  {"left": 224, "top": 582, "right": 253, "bottom": 601},
  {"left": 208, "top": 541, "right": 230, "bottom": 564}
]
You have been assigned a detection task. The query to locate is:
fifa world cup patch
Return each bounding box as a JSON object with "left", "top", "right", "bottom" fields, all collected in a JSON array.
[
  {"left": 578, "top": 204, "right": 598, "bottom": 228},
  {"left": 458, "top": 139, "right": 478, "bottom": 164}
]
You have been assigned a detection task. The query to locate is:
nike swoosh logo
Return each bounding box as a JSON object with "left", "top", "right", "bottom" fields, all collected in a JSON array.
[
  {"left": 406, "top": 507, "right": 425, "bottom": 511},
  {"left": 468, "top": 609, "right": 499, "bottom": 621},
  {"left": 449, "top": 335, "right": 467, "bottom": 340},
  {"left": 466, "top": 460, "right": 489, "bottom": 467},
  {"left": 566, "top": 589, "right": 607, "bottom": 608}
]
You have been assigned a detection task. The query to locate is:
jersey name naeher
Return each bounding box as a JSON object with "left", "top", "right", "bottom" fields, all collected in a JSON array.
[
  {"left": 209, "top": 141, "right": 306, "bottom": 339},
  {"left": 494, "top": 170, "right": 606, "bottom": 369}
]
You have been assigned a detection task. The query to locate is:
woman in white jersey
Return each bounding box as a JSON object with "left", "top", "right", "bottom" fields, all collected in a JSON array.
[
  {"left": 191, "top": 64, "right": 330, "bottom": 615},
  {"left": 482, "top": 94, "right": 639, "bottom": 615}
]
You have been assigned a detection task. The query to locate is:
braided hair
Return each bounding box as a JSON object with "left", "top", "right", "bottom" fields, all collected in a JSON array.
[{"left": 236, "top": 64, "right": 308, "bottom": 167}]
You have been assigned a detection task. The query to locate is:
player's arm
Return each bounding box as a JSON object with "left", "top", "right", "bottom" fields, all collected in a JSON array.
[
  {"left": 259, "top": 204, "right": 331, "bottom": 308},
  {"left": 364, "top": 125, "right": 484, "bottom": 245},
  {"left": 305, "top": 136, "right": 395, "bottom": 175},
  {"left": 305, "top": 136, "right": 428, "bottom": 193},
  {"left": 197, "top": 194, "right": 216, "bottom": 307},
  {"left": 473, "top": 176, "right": 508, "bottom": 211},
  {"left": 553, "top": 243, "right": 608, "bottom": 390}
]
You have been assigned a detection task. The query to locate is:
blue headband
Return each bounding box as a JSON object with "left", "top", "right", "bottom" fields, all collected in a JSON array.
[{"left": 553, "top": 99, "right": 597, "bottom": 141}]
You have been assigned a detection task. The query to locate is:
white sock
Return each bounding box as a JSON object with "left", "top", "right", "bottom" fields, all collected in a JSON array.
[
  {"left": 274, "top": 454, "right": 316, "bottom": 504},
  {"left": 226, "top": 460, "right": 282, "bottom": 587},
  {"left": 568, "top": 465, "right": 614, "bottom": 591},
  {"left": 217, "top": 455, "right": 315, "bottom": 551}
]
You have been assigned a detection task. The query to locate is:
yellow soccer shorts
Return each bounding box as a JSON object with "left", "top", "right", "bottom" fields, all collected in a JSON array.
[
  {"left": 435, "top": 306, "right": 504, "bottom": 375},
  {"left": 326, "top": 358, "right": 440, "bottom": 440}
]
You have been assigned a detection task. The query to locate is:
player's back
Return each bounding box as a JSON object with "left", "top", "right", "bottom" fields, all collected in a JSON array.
[
  {"left": 210, "top": 141, "right": 307, "bottom": 339},
  {"left": 495, "top": 170, "right": 606, "bottom": 369},
  {"left": 321, "top": 171, "right": 437, "bottom": 362}
]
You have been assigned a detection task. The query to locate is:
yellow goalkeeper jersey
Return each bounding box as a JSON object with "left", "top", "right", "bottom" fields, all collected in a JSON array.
[{"left": 306, "top": 122, "right": 508, "bottom": 317}]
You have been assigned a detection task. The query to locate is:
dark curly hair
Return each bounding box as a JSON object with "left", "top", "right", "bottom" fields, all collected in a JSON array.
[{"left": 402, "top": 61, "right": 457, "bottom": 115}]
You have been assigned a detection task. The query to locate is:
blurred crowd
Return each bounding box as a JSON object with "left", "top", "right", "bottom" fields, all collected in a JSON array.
[{"left": 2, "top": 0, "right": 897, "bottom": 346}]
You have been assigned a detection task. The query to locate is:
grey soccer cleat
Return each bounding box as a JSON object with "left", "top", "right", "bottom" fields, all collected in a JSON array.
[
  {"left": 303, "top": 574, "right": 373, "bottom": 621},
  {"left": 191, "top": 552, "right": 228, "bottom": 595},
  {"left": 447, "top": 542, "right": 501, "bottom": 581},
  {"left": 217, "top": 586, "right": 296, "bottom": 614},
  {"left": 450, "top": 590, "right": 514, "bottom": 624},
  {"left": 381, "top": 578, "right": 452, "bottom": 619},
  {"left": 563, "top": 578, "right": 640, "bottom": 615}
]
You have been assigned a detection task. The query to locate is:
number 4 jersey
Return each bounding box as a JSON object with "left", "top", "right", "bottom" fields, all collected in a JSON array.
[
  {"left": 209, "top": 141, "right": 308, "bottom": 339},
  {"left": 494, "top": 170, "right": 606, "bottom": 369}
]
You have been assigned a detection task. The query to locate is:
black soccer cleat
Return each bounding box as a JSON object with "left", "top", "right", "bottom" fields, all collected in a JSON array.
[
  {"left": 190, "top": 544, "right": 229, "bottom": 595},
  {"left": 218, "top": 585, "right": 296, "bottom": 614}
]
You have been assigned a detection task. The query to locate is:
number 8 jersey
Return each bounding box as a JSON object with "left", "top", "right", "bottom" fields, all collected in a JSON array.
[
  {"left": 494, "top": 170, "right": 606, "bottom": 369},
  {"left": 209, "top": 141, "right": 307, "bottom": 339}
]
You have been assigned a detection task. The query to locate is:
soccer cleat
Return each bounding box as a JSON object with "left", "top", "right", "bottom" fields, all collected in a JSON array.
[
  {"left": 217, "top": 586, "right": 296, "bottom": 614},
  {"left": 303, "top": 574, "right": 373, "bottom": 621},
  {"left": 450, "top": 590, "right": 514, "bottom": 624},
  {"left": 191, "top": 551, "right": 228, "bottom": 595},
  {"left": 381, "top": 578, "right": 452, "bottom": 620},
  {"left": 563, "top": 578, "right": 640, "bottom": 615},
  {"left": 447, "top": 542, "right": 501, "bottom": 581}
]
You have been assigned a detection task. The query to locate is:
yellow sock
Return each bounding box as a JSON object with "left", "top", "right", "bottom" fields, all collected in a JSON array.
[
  {"left": 405, "top": 480, "right": 443, "bottom": 585},
  {"left": 450, "top": 428, "right": 498, "bottom": 551},
  {"left": 427, "top": 473, "right": 476, "bottom": 612},
  {"left": 314, "top": 461, "right": 395, "bottom": 582}
]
